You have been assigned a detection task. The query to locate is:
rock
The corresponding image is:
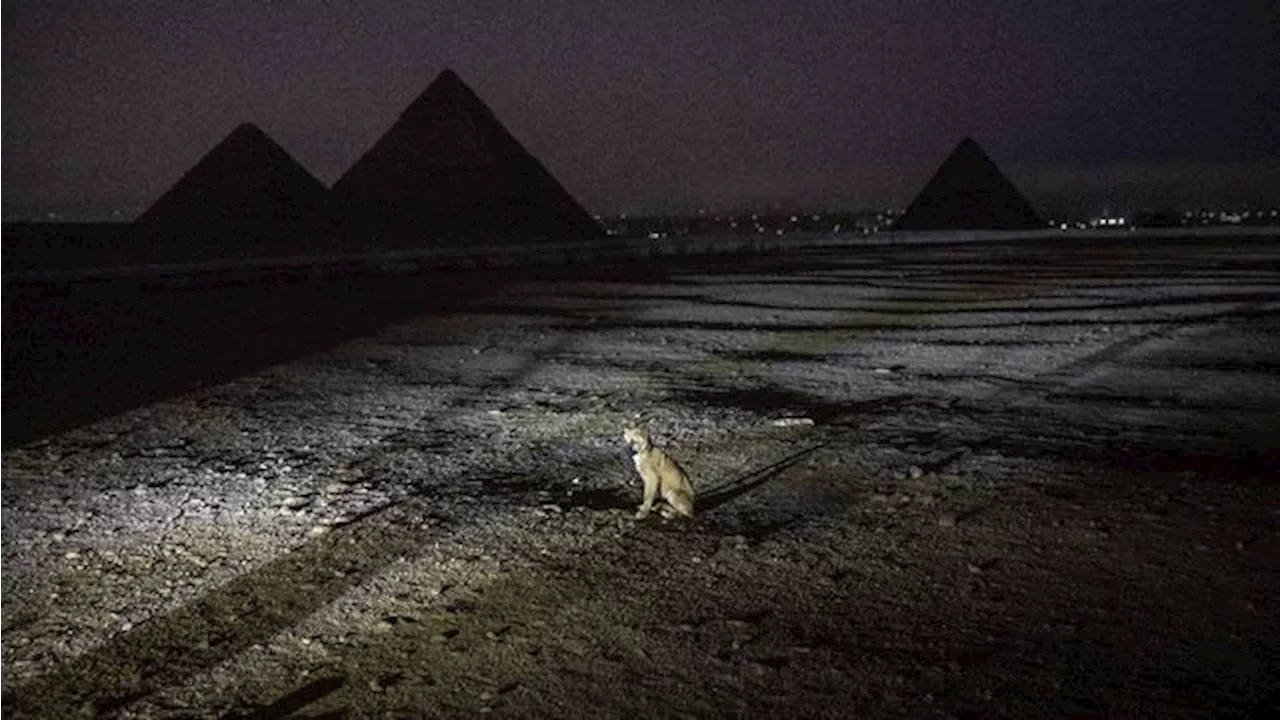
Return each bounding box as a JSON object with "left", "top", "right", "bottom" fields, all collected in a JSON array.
[
  {"left": 324, "top": 482, "right": 352, "bottom": 496},
  {"left": 282, "top": 495, "right": 312, "bottom": 510},
  {"left": 937, "top": 513, "right": 957, "bottom": 528},
  {"left": 309, "top": 525, "right": 331, "bottom": 537},
  {"left": 873, "top": 367, "right": 893, "bottom": 374},
  {"left": 908, "top": 465, "right": 924, "bottom": 480},
  {"left": 771, "top": 417, "right": 815, "bottom": 427},
  {"left": 723, "top": 535, "right": 749, "bottom": 551},
  {"left": 431, "top": 629, "right": 460, "bottom": 643}
]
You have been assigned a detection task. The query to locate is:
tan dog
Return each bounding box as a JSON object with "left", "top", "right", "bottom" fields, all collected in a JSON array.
[{"left": 623, "top": 426, "right": 695, "bottom": 520}]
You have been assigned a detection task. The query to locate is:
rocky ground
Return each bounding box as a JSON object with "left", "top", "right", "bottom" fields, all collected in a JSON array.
[{"left": 3, "top": 234, "right": 1279, "bottom": 718}]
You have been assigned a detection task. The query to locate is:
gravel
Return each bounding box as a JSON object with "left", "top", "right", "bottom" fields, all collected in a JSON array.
[{"left": 3, "top": 235, "right": 1278, "bottom": 718}]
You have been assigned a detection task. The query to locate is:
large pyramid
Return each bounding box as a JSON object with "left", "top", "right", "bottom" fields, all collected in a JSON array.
[
  {"left": 134, "top": 123, "right": 330, "bottom": 235},
  {"left": 896, "top": 137, "right": 1044, "bottom": 231},
  {"left": 330, "top": 69, "right": 602, "bottom": 245}
]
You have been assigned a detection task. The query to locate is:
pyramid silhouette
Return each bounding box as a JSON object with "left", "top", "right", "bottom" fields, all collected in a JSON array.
[
  {"left": 330, "top": 69, "right": 601, "bottom": 245},
  {"left": 134, "top": 123, "right": 329, "bottom": 235},
  {"left": 896, "top": 137, "right": 1044, "bottom": 231}
]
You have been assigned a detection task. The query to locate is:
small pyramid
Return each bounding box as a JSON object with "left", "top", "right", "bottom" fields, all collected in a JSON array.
[
  {"left": 330, "top": 69, "right": 601, "bottom": 245},
  {"left": 896, "top": 137, "right": 1044, "bottom": 231},
  {"left": 134, "top": 123, "right": 329, "bottom": 234}
]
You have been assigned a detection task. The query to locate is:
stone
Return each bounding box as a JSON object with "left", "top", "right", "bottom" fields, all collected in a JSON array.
[
  {"left": 281, "top": 495, "right": 312, "bottom": 510},
  {"left": 324, "top": 482, "right": 352, "bottom": 496}
]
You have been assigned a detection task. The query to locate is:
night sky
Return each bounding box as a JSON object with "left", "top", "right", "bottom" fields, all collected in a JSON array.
[{"left": 4, "top": 0, "right": 1277, "bottom": 221}]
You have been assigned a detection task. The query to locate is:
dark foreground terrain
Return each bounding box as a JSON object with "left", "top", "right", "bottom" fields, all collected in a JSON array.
[{"left": 3, "top": 233, "right": 1279, "bottom": 718}]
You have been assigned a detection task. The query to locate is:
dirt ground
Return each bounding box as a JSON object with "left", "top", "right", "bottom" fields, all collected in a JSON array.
[{"left": 3, "top": 234, "right": 1279, "bottom": 718}]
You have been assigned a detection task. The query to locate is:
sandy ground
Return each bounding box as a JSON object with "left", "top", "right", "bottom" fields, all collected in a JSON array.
[{"left": 3, "top": 234, "right": 1279, "bottom": 718}]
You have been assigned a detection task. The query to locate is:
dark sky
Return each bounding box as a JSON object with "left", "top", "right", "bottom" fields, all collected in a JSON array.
[{"left": 4, "top": 0, "right": 1277, "bottom": 220}]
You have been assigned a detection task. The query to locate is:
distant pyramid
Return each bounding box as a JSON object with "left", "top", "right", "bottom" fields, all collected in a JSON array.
[
  {"left": 134, "top": 123, "right": 329, "bottom": 235},
  {"left": 896, "top": 137, "right": 1044, "bottom": 231},
  {"left": 330, "top": 69, "right": 602, "bottom": 245}
]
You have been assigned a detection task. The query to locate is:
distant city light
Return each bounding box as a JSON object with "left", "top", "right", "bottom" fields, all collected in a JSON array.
[
  {"left": 1089, "top": 215, "right": 1130, "bottom": 228},
  {"left": 589, "top": 200, "right": 1272, "bottom": 240}
]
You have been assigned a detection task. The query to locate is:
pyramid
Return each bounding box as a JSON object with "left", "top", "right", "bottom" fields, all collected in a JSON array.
[
  {"left": 895, "top": 137, "right": 1044, "bottom": 231},
  {"left": 134, "top": 123, "right": 329, "bottom": 234},
  {"left": 330, "top": 69, "right": 602, "bottom": 245}
]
